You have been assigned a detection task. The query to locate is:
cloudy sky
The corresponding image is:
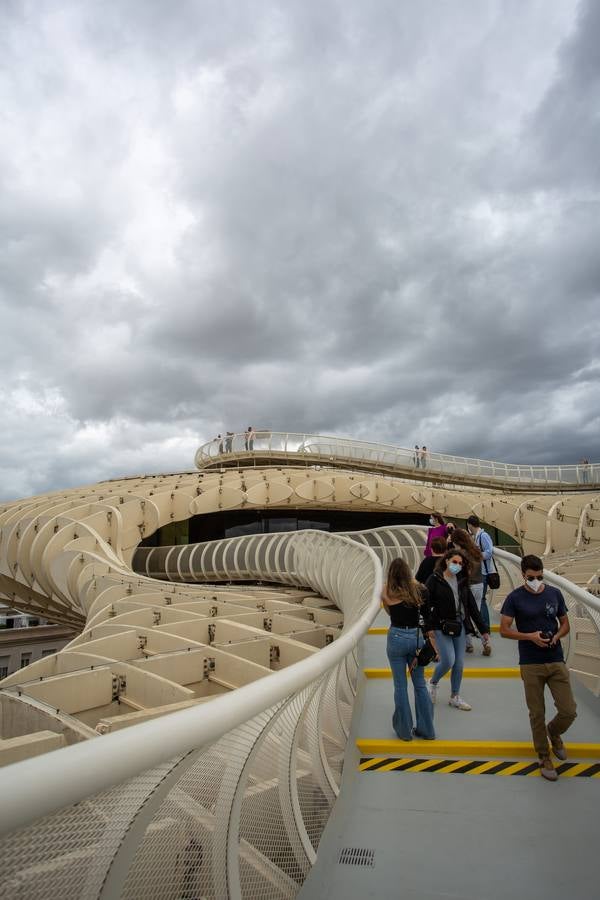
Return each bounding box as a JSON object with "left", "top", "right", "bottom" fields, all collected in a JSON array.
[{"left": 1, "top": 0, "right": 599, "bottom": 500}]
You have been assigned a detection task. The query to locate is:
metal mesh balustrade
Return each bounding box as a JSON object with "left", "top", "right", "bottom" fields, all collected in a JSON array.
[
  {"left": 2, "top": 525, "right": 599, "bottom": 900},
  {"left": 0, "top": 530, "right": 381, "bottom": 899},
  {"left": 0, "top": 759, "right": 183, "bottom": 899}
]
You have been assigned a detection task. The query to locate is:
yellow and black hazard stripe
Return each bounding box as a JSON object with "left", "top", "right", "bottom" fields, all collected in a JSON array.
[{"left": 359, "top": 757, "right": 600, "bottom": 777}]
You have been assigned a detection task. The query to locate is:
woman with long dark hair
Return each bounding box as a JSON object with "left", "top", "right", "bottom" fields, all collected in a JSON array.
[
  {"left": 426, "top": 549, "right": 490, "bottom": 711},
  {"left": 449, "top": 528, "right": 492, "bottom": 656},
  {"left": 382, "top": 558, "right": 437, "bottom": 741}
]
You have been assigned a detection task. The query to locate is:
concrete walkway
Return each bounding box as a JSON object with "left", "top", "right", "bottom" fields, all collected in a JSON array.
[{"left": 299, "top": 612, "right": 600, "bottom": 900}]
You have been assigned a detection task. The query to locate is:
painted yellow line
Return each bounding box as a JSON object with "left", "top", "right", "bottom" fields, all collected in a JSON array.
[
  {"left": 437, "top": 758, "right": 476, "bottom": 774},
  {"left": 378, "top": 758, "right": 414, "bottom": 772},
  {"left": 464, "top": 759, "right": 505, "bottom": 775},
  {"left": 358, "top": 757, "right": 600, "bottom": 778},
  {"left": 359, "top": 757, "right": 380, "bottom": 772},
  {"left": 406, "top": 758, "right": 447, "bottom": 773},
  {"left": 363, "top": 667, "right": 520, "bottom": 679},
  {"left": 559, "top": 762, "right": 593, "bottom": 778},
  {"left": 355, "top": 739, "right": 600, "bottom": 759},
  {"left": 495, "top": 760, "right": 533, "bottom": 776},
  {"left": 367, "top": 623, "right": 502, "bottom": 635}
]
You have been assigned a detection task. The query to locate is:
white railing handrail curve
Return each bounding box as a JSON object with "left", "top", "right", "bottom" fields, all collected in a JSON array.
[
  {"left": 355, "top": 523, "right": 600, "bottom": 616},
  {"left": 194, "top": 431, "right": 600, "bottom": 487},
  {"left": 0, "top": 530, "right": 382, "bottom": 839},
  {"left": 494, "top": 548, "right": 600, "bottom": 615}
]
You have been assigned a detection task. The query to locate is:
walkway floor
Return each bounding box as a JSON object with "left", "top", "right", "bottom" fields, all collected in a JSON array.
[{"left": 299, "top": 611, "right": 600, "bottom": 900}]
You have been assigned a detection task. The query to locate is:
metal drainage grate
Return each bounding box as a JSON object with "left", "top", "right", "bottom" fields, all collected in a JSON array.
[{"left": 338, "top": 847, "right": 375, "bottom": 867}]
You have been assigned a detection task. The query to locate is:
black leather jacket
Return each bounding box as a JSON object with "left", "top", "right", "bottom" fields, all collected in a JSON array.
[{"left": 424, "top": 571, "right": 487, "bottom": 636}]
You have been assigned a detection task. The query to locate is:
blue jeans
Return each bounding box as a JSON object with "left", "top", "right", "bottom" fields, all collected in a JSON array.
[
  {"left": 432, "top": 626, "right": 467, "bottom": 695},
  {"left": 386, "top": 627, "right": 435, "bottom": 741},
  {"left": 466, "top": 583, "right": 484, "bottom": 647}
]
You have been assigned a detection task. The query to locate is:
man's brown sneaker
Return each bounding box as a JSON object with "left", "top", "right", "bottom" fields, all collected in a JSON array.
[
  {"left": 539, "top": 757, "right": 558, "bottom": 781},
  {"left": 547, "top": 726, "right": 567, "bottom": 761}
]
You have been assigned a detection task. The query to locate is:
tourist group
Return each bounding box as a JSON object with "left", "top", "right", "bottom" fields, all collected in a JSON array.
[{"left": 382, "top": 514, "right": 577, "bottom": 782}]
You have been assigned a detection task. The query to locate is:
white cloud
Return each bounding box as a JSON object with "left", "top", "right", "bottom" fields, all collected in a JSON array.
[{"left": 2, "top": 0, "right": 599, "bottom": 502}]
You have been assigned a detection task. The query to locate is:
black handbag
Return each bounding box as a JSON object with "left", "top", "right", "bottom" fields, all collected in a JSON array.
[
  {"left": 416, "top": 638, "right": 437, "bottom": 666},
  {"left": 440, "top": 619, "right": 462, "bottom": 637},
  {"left": 477, "top": 530, "right": 500, "bottom": 590},
  {"left": 487, "top": 570, "right": 500, "bottom": 590}
]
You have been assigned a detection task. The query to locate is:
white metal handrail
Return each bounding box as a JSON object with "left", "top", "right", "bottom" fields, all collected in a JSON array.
[
  {"left": 195, "top": 432, "right": 600, "bottom": 488},
  {"left": 2, "top": 526, "right": 599, "bottom": 899},
  {"left": 0, "top": 531, "right": 381, "bottom": 876},
  {"left": 136, "top": 526, "right": 600, "bottom": 692}
]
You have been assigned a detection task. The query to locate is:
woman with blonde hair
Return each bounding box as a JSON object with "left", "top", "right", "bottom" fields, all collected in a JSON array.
[
  {"left": 449, "top": 528, "right": 492, "bottom": 656},
  {"left": 382, "top": 557, "right": 437, "bottom": 741}
]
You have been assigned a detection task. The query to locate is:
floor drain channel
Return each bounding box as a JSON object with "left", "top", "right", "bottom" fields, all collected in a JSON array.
[{"left": 338, "top": 847, "right": 375, "bottom": 867}]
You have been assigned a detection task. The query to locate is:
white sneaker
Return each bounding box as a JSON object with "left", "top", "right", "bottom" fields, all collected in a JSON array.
[
  {"left": 449, "top": 695, "right": 472, "bottom": 711},
  {"left": 427, "top": 680, "right": 438, "bottom": 704}
]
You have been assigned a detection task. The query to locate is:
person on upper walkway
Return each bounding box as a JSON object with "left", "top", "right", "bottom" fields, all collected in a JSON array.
[
  {"left": 244, "top": 427, "right": 254, "bottom": 451},
  {"left": 382, "top": 558, "right": 436, "bottom": 742},
  {"left": 579, "top": 458, "right": 590, "bottom": 484},
  {"left": 424, "top": 513, "right": 454, "bottom": 557},
  {"left": 425, "top": 549, "right": 489, "bottom": 712},
  {"left": 414, "top": 445, "right": 421, "bottom": 468},
  {"left": 415, "top": 537, "right": 447, "bottom": 584},
  {"left": 500, "top": 554, "right": 577, "bottom": 782}
]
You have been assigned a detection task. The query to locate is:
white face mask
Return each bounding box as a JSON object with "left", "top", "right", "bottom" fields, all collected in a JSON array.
[
  {"left": 429, "top": 517, "right": 437, "bottom": 526},
  {"left": 526, "top": 578, "right": 543, "bottom": 593}
]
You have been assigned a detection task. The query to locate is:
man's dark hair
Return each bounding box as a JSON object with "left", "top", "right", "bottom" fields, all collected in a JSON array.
[
  {"left": 467, "top": 514, "right": 480, "bottom": 527},
  {"left": 521, "top": 554, "right": 543, "bottom": 573}
]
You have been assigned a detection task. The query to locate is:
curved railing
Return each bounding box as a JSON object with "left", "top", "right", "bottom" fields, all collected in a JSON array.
[
  {"left": 132, "top": 523, "right": 600, "bottom": 695},
  {"left": 1, "top": 525, "right": 599, "bottom": 899},
  {"left": 0, "top": 529, "right": 382, "bottom": 900},
  {"left": 195, "top": 432, "right": 600, "bottom": 490}
]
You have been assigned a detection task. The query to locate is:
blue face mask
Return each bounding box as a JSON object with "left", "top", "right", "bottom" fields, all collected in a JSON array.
[{"left": 448, "top": 562, "right": 462, "bottom": 575}]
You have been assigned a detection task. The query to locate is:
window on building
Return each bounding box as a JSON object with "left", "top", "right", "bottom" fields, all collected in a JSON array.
[
  {"left": 0, "top": 656, "right": 9, "bottom": 680},
  {"left": 20, "top": 652, "right": 32, "bottom": 668},
  {"left": 41, "top": 649, "right": 56, "bottom": 658}
]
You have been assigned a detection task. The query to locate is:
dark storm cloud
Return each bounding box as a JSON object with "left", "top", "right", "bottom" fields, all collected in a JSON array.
[{"left": 0, "top": 0, "right": 598, "bottom": 500}]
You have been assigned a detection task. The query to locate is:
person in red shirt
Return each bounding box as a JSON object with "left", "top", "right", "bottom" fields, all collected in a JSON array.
[{"left": 424, "top": 513, "right": 454, "bottom": 557}]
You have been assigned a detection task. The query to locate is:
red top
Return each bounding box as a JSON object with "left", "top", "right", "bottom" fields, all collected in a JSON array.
[{"left": 424, "top": 523, "right": 450, "bottom": 557}]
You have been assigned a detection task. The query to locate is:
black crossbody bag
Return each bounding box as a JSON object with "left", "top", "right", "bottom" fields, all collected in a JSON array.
[
  {"left": 416, "top": 612, "right": 437, "bottom": 666},
  {"left": 440, "top": 619, "right": 462, "bottom": 637},
  {"left": 477, "top": 531, "right": 501, "bottom": 590}
]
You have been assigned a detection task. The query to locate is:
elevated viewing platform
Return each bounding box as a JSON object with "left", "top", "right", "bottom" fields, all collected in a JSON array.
[{"left": 195, "top": 432, "right": 600, "bottom": 493}]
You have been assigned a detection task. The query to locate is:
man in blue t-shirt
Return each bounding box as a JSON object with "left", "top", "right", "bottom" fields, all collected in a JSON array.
[{"left": 500, "top": 554, "right": 577, "bottom": 781}]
